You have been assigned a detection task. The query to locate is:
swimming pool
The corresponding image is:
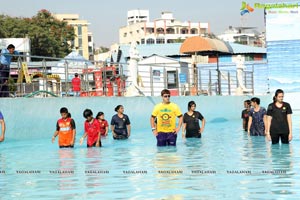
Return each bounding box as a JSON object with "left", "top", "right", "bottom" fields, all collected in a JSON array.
[{"left": 0, "top": 96, "right": 299, "bottom": 199}]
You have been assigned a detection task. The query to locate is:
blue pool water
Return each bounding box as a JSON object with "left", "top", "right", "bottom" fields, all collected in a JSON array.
[
  {"left": 0, "top": 96, "right": 299, "bottom": 199},
  {"left": 1, "top": 117, "right": 300, "bottom": 199}
]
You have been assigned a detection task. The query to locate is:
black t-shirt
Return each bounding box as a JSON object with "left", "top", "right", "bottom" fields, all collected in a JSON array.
[
  {"left": 241, "top": 109, "right": 249, "bottom": 131},
  {"left": 110, "top": 114, "right": 130, "bottom": 135},
  {"left": 267, "top": 102, "right": 292, "bottom": 134},
  {"left": 183, "top": 111, "right": 204, "bottom": 132}
]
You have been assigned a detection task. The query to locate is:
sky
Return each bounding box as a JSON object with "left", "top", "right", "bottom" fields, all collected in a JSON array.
[{"left": 0, "top": 0, "right": 298, "bottom": 47}]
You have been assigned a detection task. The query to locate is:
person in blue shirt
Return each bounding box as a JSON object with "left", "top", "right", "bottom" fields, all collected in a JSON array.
[
  {"left": 0, "top": 44, "right": 19, "bottom": 97},
  {"left": 0, "top": 111, "right": 6, "bottom": 142}
]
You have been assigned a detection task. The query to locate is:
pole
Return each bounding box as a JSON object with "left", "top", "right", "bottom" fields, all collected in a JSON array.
[
  {"left": 64, "top": 60, "right": 69, "bottom": 96},
  {"left": 217, "top": 54, "right": 221, "bottom": 95}
]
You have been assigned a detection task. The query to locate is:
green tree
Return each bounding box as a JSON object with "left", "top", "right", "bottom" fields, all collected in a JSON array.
[
  {"left": 0, "top": 10, "right": 75, "bottom": 59},
  {"left": 173, "top": 38, "right": 185, "bottom": 43},
  {"left": 95, "top": 46, "right": 109, "bottom": 54},
  {"left": 29, "top": 9, "right": 75, "bottom": 59}
]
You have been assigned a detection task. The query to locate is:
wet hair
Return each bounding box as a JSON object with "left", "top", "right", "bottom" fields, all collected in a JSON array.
[
  {"left": 60, "top": 107, "right": 68, "bottom": 114},
  {"left": 273, "top": 89, "right": 284, "bottom": 102},
  {"left": 83, "top": 109, "right": 93, "bottom": 118},
  {"left": 161, "top": 89, "right": 170, "bottom": 96},
  {"left": 250, "top": 97, "right": 260, "bottom": 105},
  {"left": 244, "top": 100, "right": 251, "bottom": 106},
  {"left": 114, "top": 105, "right": 123, "bottom": 112},
  {"left": 7, "top": 44, "right": 15, "bottom": 50},
  {"left": 96, "top": 112, "right": 104, "bottom": 119},
  {"left": 188, "top": 101, "right": 196, "bottom": 110}
]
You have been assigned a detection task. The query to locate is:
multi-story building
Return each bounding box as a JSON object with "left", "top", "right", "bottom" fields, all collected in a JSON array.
[
  {"left": 218, "top": 26, "right": 265, "bottom": 47},
  {"left": 119, "top": 10, "right": 210, "bottom": 45},
  {"left": 53, "top": 14, "right": 91, "bottom": 60}
]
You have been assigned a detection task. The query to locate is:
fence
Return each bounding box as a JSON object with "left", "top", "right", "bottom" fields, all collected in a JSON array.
[{"left": 0, "top": 53, "right": 268, "bottom": 98}]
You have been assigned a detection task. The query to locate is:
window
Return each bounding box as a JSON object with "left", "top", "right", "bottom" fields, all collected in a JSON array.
[
  {"left": 141, "top": 39, "right": 145, "bottom": 44},
  {"left": 146, "top": 38, "right": 155, "bottom": 44},
  {"left": 77, "top": 25, "right": 82, "bottom": 36},
  {"left": 146, "top": 28, "right": 154, "bottom": 34},
  {"left": 156, "top": 38, "right": 165, "bottom": 44},
  {"left": 181, "top": 28, "right": 188, "bottom": 34},
  {"left": 166, "top": 28, "right": 175, "bottom": 34},
  {"left": 156, "top": 28, "right": 164, "bottom": 34},
  {"left": 190, "top": 28, "right": 198, "bottom": 34},
  {"left": 78, "top": 38, "right": 82, "bottom": 47},
  {"left": 167, "top": 71, "right": 178, "bottom": 89}
]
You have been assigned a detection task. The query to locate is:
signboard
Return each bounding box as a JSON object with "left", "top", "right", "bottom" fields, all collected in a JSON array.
[
  {"left": 179, "top": 73, "right": 187, "bottom": 84},
  {"left": 265, "top": 2, "right": 300, "bottom": 93}
]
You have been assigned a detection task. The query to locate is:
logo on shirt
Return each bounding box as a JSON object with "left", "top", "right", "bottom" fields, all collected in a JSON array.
[
  {"left": 162, "top": 113, "right": 171, "bottom": 120},
  {"left": 160, "top": 108, "right": 171, "bottom": 113},
  {"left": 161, "top": 113, "right": 172, "bottom": 127}
]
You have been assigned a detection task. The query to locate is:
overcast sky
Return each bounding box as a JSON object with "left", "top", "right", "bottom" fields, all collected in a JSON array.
[{"left": 0, "top": 0, "right": 298, "bottom": 47}]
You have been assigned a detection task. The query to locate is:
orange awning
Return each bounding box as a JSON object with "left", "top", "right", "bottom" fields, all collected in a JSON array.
[{"left": 180, "top": 36, "right": 232, "bottom": 55}]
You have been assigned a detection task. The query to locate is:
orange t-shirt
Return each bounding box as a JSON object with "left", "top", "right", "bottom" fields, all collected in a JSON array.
[{"left": 57, "top": 118, "right": 75, "bottom": 146}]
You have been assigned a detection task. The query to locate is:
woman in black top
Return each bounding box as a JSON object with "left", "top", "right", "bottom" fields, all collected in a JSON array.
[
  {"left": 111, "top": 105, "right": 131, "bottom": 139},
  {"left": 182, "top": 101, "right": 206, "bottom": 138},
  {"left": 266, "top": 89, "right": 293, "bottom": 144}
]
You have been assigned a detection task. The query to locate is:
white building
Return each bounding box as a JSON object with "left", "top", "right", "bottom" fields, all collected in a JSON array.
[
  {"left": 136, "top": 54, "right": 189, "bottom": 96},
  {"left": 218, "top": 26, "right": 264, "bottom": 47},
  {"left": 119, "top": 10, "right": 210, "bottom": 45},
  {"left": 127, "top": 10, "right": 150, "bottom": 25}
]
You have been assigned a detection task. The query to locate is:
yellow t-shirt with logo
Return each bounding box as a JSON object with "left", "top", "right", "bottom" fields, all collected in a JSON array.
[{"left": 152, "top": 102, "right": 182, "bottom": 133}]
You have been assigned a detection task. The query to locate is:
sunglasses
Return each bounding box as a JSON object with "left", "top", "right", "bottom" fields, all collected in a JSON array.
[{"left": 163, "top": 95, "right": 170, "bottom": 98}]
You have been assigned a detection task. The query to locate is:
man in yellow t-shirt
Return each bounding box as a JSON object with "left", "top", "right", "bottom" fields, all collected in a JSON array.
[{"left": 150, "top": 89, "right": 183, "bottom": 146}]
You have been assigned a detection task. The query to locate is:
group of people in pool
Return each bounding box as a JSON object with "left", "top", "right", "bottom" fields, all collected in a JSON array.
[
  {"left": 0, "top": 89, "right": 292, "bottom": 146},
  {"left": 241, "top": 89, "right": 293, "bottom": 144},
  {"left": 51, "top": 89, "right": 206, "bottom": 148},
  {"left": 52, "top": 105, "right": 131, "bottom": 148}
]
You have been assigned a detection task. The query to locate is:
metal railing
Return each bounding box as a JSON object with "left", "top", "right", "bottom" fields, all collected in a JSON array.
[{"left": 0, "top": 53, "right": 267, "bottom": 98}]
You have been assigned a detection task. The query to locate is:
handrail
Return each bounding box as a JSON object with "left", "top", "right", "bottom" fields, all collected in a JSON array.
[{"left": 24, "top": 90, "right": 58, "bottom": 98}]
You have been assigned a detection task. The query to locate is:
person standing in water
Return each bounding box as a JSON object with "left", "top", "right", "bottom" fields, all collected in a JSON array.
[
  {"left": 0, "top": 111, "right": 6, "bottom": 142},
  {"left": 111, "top": 105, "right": 131, "bottom": 139},
  {"left": 266, "top": 89, "right": 293, "bottom": 144},
  {"left": 96, "top": 112, "right": 109, "bottom": 137},
  {"left": 52, "top": 107, "right": 76, "bottom": 148},
  {"left": 247, "top": 97, "right": 267, "bottom": 136},
  {"left": 150, "top": 89, "right": 182, "bottom": 146},
  {"left": 241, "top": 100, "right": 251, "bottom": 131},
  {"left": 80, "top": 109, "right": 102, "bottom": 147},
  {"left": 182, "top": 101, "right": 206, "bottom": 138}
]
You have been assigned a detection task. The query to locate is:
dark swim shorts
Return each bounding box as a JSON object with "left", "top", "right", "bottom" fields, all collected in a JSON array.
[{"left": 156, "top": 132, "right": 177, "bottom": 146}]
